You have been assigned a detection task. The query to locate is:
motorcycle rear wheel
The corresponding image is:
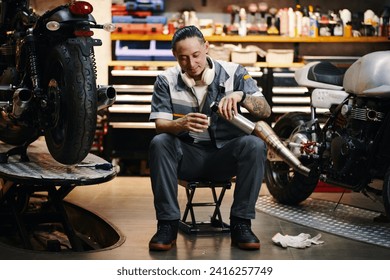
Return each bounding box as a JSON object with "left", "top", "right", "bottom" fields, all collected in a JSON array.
[
  {"left": 44, "top": 42, "right": 97, "bottom": 165},
  {"left": 264, "top": 112, "right": 319, "bottom": 205}
]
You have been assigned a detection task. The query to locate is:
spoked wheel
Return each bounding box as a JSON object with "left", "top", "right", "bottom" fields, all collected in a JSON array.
[
  {"left": 264, "top": 112, "right": 319, "bottom": 205},
  {"left": 44, "top": 42, "right": 97, "bottom": 165}
]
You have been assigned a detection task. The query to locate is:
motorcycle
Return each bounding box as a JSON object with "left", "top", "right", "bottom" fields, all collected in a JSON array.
[
  {"left": 0, "top": 0, "right": 116, "bottom": 165},
  {"left": 264, "top": 50, "right": 390, "bottom": 218}
]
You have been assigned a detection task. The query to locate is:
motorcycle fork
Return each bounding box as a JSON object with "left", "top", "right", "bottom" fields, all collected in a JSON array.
[{"left": 23, "top": 30, "right": 41, "bottom": 94}]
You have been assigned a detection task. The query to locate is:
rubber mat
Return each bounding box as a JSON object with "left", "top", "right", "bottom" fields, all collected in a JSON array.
[{"left": 256, "top": 195, "right": 390, "bottom": 248}]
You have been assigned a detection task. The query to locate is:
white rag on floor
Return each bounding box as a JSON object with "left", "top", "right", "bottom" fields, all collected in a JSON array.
[{"left": 272, "top": 233, "right": 324, "bottom": 249}]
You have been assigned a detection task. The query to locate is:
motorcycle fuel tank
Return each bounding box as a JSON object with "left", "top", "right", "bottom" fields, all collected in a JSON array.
[{"left": 343, "top": 51, "right": 390, "bottom": 98}]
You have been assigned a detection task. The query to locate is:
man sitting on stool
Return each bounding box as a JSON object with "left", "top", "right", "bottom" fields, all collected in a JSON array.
[{"left": 148, "top": 25, "right": 271, "bottom": 251}]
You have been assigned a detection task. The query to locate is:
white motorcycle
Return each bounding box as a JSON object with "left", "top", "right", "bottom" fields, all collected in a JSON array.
[{"left": 264, "top": 51, "right": 390, "bottom": 217}]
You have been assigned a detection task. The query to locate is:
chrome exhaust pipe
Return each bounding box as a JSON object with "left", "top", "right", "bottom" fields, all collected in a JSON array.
[
  {"left": 12, "top": 88, "right": 33, "bottom": 119},
  {"left": 253, "top": 121, "right": 311, "bottom": 177},
  {"left": 97, "top": 86, "right": 116, "bottom": 111},
  {"left": 210, "top": 102, "right": 311, "bottom": 177}
]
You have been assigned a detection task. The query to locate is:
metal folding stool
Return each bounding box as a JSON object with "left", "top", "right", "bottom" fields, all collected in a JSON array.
[{"left": 179, "top": 180, "right": 232, "bottom": 234}]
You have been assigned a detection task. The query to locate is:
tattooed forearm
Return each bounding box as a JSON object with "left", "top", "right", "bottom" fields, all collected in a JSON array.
[{"left": 243, "top": 95, "right": 271, "bottom": 119}]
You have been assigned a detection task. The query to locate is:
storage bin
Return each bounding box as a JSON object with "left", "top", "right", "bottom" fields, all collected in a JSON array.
[
  {"left": 266, "top": 49, "right": 294, "bottom": 64},
  {"left": 208, "top": 44, "right": 233, "bottom": 61},
  {"left": 231, "top": 50, "right": 258, "bottom": 65},
  {"left": 231, "top": 45, "right": 266, "bottom": 65}
]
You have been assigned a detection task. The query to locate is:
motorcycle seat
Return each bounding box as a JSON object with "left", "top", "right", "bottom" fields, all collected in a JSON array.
[{"left": 307, "top": 61, "right": 344, "bottom": 86}]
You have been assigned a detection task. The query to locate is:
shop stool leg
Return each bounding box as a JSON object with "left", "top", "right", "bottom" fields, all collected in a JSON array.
[{"left": 179, "top": 180, "right": 231, "bottom": 234}]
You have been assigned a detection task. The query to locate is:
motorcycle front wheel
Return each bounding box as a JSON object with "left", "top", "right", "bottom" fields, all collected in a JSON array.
[
  {"left": 264, "top": 112, "right": 319, "bottom": 205},
  {"left": 44, "top": 42, "right": 97, "bottom": 165}
]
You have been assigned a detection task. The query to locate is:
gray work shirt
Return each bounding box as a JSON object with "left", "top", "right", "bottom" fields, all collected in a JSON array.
[{"left": 150, "top": 58, "right": 263, "bottom": 148}]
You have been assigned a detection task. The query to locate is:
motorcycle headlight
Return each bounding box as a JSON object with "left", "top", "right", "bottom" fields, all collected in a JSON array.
[{"left": 46, "top": 21, "right": 60, "bottom": 31}]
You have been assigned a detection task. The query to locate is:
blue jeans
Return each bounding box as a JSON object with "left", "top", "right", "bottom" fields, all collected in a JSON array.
[{"left": 149, "top": 133, "right": 266, "bottom": 221}]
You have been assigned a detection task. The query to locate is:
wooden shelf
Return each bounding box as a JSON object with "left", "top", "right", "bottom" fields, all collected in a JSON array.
[
  {"left": 111, "top": 33, "right": 390, "bottom": 44},
  {"left": 109, "top": 60, "right": 305, "bottom": 69},
  {"left": 109, "top": 60, "right": 177, "bottom": 68}
]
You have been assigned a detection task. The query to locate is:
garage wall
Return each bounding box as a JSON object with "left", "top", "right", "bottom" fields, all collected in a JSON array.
[
  {"left": 30, "top": 0, "right": 390, "bottom": 83},
  {"left": 165, "top": 0, "right": 390, "bottom": 15}
]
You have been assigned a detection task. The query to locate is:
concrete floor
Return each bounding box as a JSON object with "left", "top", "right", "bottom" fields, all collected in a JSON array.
[{"left": 1, "top": 176, "right": 390, "bottom": 260}]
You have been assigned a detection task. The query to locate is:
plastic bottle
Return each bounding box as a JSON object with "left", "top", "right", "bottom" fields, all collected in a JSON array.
[
  {"left": 288, "top": 7, "right": 296, "bottom": 37},
  {"left": 267, "top": 17, "right": 279, "bottom": 35},
  {"left": 278, "top": 8, "right": 289, "bottom": 36},
  {"left": 379, "top": 17, "right": 383, "bottom": 36},
  {"left": 340, "top": 9, "right": 352, "bottom": 37},
  {"left": 188, "top": 11, "right": 199, "bottom": 27},
  {"left": 295, "top": 4, "right": 303, "bottom": 37},
  {"left": 258, "top": 2, "right": 269, "bottom": 34},
  {"left": 238, "top": 8, "right": 247, "bottom": 36},
  {"left": 301, "top": 6, "right": 310, "bottom": 37},
  {"left": 309, "top": 5, "right": 318, "bottom": 37},
  {"left": 344, "top": 24, "right": 352, "bottom": 37}
]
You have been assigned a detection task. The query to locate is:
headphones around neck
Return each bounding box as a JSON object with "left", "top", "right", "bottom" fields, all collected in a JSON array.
[{"left": 180, "top": 56, "right": 215, "bottom": 88}]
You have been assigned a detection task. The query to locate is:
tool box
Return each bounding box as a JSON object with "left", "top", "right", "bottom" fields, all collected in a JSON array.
[
  {"left": 115, "top": 40, "right": 174, "bottom": 61},
  {"left": 125, "top": 0, "right": 164, "bottom": 12},
  {"left": 114, "top": 23, "right": 164, "bottom": 34},
  {"left": 112, "top": 15, "right": 167, "bottom": 24}
]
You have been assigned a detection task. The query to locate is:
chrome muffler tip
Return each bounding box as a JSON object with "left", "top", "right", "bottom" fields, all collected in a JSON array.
[
  {"left": 12, "top": 88, "right": 33, "bottom": 119},
  {"left": 97, "top": 85, "right": 116, "bottom": 111}
]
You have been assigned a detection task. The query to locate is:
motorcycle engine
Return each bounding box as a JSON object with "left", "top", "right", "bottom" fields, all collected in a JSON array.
[
  {"left": 327, "top": 97, "right": 385, "bottom": 185},
  {"left": 330, "top": 134, "right": 366, "bottom": 184}
]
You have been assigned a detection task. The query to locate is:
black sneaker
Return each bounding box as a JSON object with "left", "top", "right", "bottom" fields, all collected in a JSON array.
[
  {"left": 230, "top": 219, "right": 260, "bottom": 250},
  {"left": 149, "top": 220, "right": 178, "bottom": 251}
]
